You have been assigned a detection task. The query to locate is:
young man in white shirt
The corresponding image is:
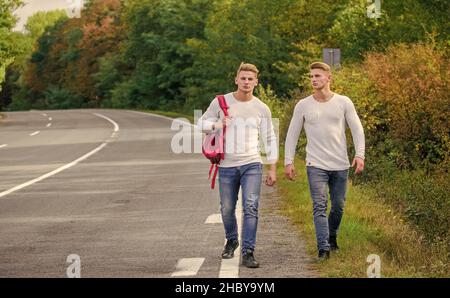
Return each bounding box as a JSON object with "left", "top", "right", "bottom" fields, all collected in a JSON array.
[
  {"left": 198, "top": 63, "right": 278, "bottom": 268},
  {"left": 284, "top": 62, "right": 365, "bottom": 260}
]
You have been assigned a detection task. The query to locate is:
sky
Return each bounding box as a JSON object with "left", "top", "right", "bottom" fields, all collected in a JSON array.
[{"left": 13, "top": 0, "right": 83, "bottom": 32}]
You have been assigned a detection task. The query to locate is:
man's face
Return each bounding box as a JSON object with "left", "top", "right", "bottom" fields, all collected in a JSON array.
[
  {"left": 310, "top": 68, "right": 331, "bottom": 90},
  {"left": 235, "top": 71, "right": 258, "bottom": 94}
]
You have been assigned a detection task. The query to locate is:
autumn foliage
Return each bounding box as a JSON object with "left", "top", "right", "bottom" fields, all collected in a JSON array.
[
  {"left": 365, "top": 42, "right": 449, "bottom": 167},
  {"left": 20, "top": 0, "right": 124, "bottom": 108}
]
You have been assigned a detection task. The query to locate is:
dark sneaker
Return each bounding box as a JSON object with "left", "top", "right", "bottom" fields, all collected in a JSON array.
[
  {"left": 318, "top": 249, "right": 330, "bottom": 261},
  {"left": 221, "top": 239, "right": 239, "bottom": 259},
  {"left": 329, "top": 236, "right": 340, "bottom": 251},
  {"left": 242, "top": 249, "right": 260, "bottom": 268}
]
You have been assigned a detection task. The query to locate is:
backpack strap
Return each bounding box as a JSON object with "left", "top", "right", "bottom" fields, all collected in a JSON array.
[
  {"left": 216, "top": 95, "right": 228, "bottom": 161},
  {"left": 210, "top": 163, "right": 219, "bottom": 189},
  {"left": 207, "top": 95, "right": 228, "bottom": 189},
  {"left": 217, "top": 95, "right": 229, "bottom": 159},
  {"left": 217, "top": 95, "right": 229, "bottom": 116}
]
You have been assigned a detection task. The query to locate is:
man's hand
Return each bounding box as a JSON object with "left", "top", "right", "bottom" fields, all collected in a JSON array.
[
  {"left": 265, "top": 164, "right": 277, "bottom": 187},
  {"left": 284, "top": 164, "right": 296, "bottom": 181},
  {"left": 222, "top": 116, "right": 233, "bottom": 127},
  {"left": 352, "top": 157, "right": 365, "bottom": 174},
  {"left": 213, "top": 116, "right": 232, "bottom": 130}
]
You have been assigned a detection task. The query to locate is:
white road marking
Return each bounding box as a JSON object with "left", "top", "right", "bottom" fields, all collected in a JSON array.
[
  {"left": 29, "top": 131, "right": 40, "bottom": 136},
  {"left": 94, "top": 113, "right": 119, "bottom": 132},
  {"left": 42, "top": 113, "right": 47, "bottom": 117},
  {"left": 0, "top": 113, "right": 119, "bottom": 199},
  {"left": 127, "top": 110, "right": 193, "bottom": 127},
  {"left": 0, "top": 143, "right": 106, "bottom": 199},
  {"left": 219, "top": 189, "right": 243, "bottom": 278},
  {"left": 46, "top": 123, "right": 52, "bottom": 128},
  {"left": 205, "top": 213, "right": 222, "bottom": 224},
  {"left": 127, "top": 110, "right": 181, "bottom": 122},
  {"left": 109, "top": 131, "right": 118, "bottom": 140},
  {"left": 171, "top": 258, "right": 205, "bottom": 277},
  {"left": 0, "top": 144, "right": 7, "bottom": 149},
  {"left": 48, "top": 117, "right": 52, "bottom": 121}
]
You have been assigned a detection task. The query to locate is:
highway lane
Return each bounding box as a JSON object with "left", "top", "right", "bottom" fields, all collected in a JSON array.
[
  {"left": 0, "top": 110, "right": 113, "bottom": 191},
  {"left": 0, "top": 109, "right": 225, "bottom": 277}
]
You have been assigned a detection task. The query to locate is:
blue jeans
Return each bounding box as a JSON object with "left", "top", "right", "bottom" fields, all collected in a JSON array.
[
  {"left": 218, "top": 162, "right": 262, "bottom": 254},
  {"left": 306, "top": 166, "right": 349, "bottom": 251}
]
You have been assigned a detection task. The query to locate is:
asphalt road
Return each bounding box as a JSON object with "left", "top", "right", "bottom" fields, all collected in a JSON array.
[{"left": 0, "top": 109, "right": 315, "bottom": 278}]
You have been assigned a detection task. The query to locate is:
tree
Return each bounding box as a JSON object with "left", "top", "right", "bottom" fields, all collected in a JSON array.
[
  {"left": 24, "top": 10, "right": 67, "bottom": 40},
  {"left": 14, "top": 0, "right": 124, "bottom": 109},
  {"left": 1, "top": 10, "right": 67, "bottom": 110},
  {"left": 0, "top": 0, "right": 23, "bottom": 89},
  {"left": 328, "top": 0, "right": 450, "bottom": 61},
  {"left": 184, "top": 0, "right": 349, "bottom": 110},
  {"left": 111, "top": 0, "right": 212, "bottom": 110}
]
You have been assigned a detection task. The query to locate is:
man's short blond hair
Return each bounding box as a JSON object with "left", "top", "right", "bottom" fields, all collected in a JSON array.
[
  {"left": 309, "top": 62, "right": 331, "bottom": 73},
  {"left": 236, "top": 62, "right": 259, "bottom": 77}
]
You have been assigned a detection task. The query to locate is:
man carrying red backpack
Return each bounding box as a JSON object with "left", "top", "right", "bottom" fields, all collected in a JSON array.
[{"left": 197, "top": 62, "right": 278, "bottom": 268}]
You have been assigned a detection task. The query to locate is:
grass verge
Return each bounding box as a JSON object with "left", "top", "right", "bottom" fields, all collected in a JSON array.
[{"left": 276, "top": 157, "right": 449, "bottom": 277}]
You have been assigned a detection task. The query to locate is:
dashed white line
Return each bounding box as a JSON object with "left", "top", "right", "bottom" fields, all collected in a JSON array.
[
  {"left": 171, "top": 258, "right": 205, "bottom": 277},
  {"left": 0, "top": 113, "right": 119, "bottom": 199},
  {"left": 205, "top": 213, "right": 222, "bottom": 224},
  {"left": 0, "top": 144, "right": 7, "bottom": 149},
  {"left": 218, "top": 189, "right": 243, "bottom": 278},
  {"left": 42, "top": 113, "right": 47, "bottom": 117},
  {"left": 46, "top": 123, "right": 52, "bottom": 128},
  {"left": 48, "top": 117, "right": 52, "bottom": 121},
  {"left": 29, "top": 131, "right": 40, "bottom": 136}
]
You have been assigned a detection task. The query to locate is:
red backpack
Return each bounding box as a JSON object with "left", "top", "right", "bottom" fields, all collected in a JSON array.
[{"left": 202, "top": 95, "right": 229, "bottom": 189}]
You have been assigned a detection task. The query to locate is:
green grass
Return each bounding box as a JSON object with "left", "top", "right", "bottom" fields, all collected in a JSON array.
[{"left": 276, "top": 157, "right": 449, "bottom": 277}]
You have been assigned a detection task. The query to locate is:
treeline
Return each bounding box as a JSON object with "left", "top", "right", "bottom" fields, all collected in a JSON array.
[
  {"left": 1, "top": 0, "right": 448, "bottom": 112},
  {"left": 0, "top": 0, "right": 449, "bottom": 263}
]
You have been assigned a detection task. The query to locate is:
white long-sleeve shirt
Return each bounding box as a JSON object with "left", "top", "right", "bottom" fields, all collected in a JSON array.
[
  {"left": 198, "top": 92, "right": 278, "bottom": 167},
  {"left": 284, "top": 93, "right": 365, "bottom": 171}
]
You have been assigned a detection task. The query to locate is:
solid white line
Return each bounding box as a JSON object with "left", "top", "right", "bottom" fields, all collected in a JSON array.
[
  {"left": 127, "top": 110, "right": 194, "bottom": 128},
  {"left": 127, "top": 110, "right": 179, "bottom": 122},
  {"left": 219, "top": 189, "right": 243, "bottom": 278},
  {"left": 46, "top": 123, "right": 52, "bottom": 128},
  {"left": 0, "top": 113, "right": 119, "bottom": 199},
  {"left": 0, "top": 144, "right": 7, "bottom": 149},
  {"left": 94, "top": 113, "right": 119, "bottom": 132},
  {"left": 29, "top": 131, "right": 40, "bottom": 136},
  {"left": 0, "top": 143, "right": 107, "bottom": 199},
  {"left": 171, "top": 258, "right": 205, "bottom": 277},
  {"left": 205, "top": 213, "right": 222, "bottom": 224}
]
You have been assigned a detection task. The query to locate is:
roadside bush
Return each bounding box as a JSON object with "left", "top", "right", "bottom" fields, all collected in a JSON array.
[{"left": 365, "top": 41, "right": 450, "bottom": 169}]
